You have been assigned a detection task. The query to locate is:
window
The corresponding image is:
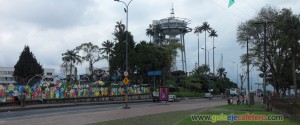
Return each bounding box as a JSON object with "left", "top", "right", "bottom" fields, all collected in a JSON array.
[{"left": 47, "top": 72, "right": 52, "bottom": 75}]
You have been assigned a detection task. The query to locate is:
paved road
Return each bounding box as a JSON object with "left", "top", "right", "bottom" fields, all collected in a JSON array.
[{"left": 0, "top": 97, "right": 226, "bottom": 125}]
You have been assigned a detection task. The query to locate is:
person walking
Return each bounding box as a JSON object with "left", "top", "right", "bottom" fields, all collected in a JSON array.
[{"left": 19, "top": 92, "right": 26, "bottom": 107}]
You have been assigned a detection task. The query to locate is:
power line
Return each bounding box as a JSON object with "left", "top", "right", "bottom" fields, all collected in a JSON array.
[
  {"left": 244, "top": 0, "right": 259, "bottom": 13},
  {"left": 208, "top": 0, "right": 247, "bottom": 21},
  {"left": 221, "top": 0, "right": 254, "bottom": 19}
]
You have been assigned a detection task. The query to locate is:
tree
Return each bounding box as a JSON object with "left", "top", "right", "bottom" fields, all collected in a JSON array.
[
  {"left": 275, "top": 8, "right": 300, "bottom": 96},
  {"left": 209, "top": 29, "right": 218, "bottom": 75},
  {"left": 158, "top": 40, "right": 182, "bottom": 84},
  {"left": 146, "top": 24, "right": 154, "bottom": 42},
  {"left": 110, "top": 21, "right": 136, "bottom": 76},
  {"left": 216, "top": 68, "right": 227, "bottom": 78},
  {"left": 100, "top": 40, "right": 114, "bottom": 66},
  {"left": 195, "top": 22, "right": 212, "bottom": 66},
  {"left": 62, "top": 50, "right": 82, "bottom": 81},
  {"left": 237, "top": 6, "right": 300, "bottom": 96},
  {"left": 13, "top": 45, "right": 44, "bottom": 85},
  {"left": 134, "top": 41, "right": 159, "bottom": 82},
  {"left": 194, "top": 26, "right": 201, "bottom": 68},
  {"left": 75, "top": 42, "right": 102, "bottom": 81}
]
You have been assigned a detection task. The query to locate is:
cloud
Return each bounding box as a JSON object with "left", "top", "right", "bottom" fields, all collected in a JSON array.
[
  {"left": 0, "top": 0, "right": 300, "bottom": 86},
  {"left": 0, "top": 0, "right": 96, "bottom": 29}
]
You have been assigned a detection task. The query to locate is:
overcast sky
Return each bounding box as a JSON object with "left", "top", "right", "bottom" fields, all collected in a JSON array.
[{"left": 1, "top": 0, "right": 300, "bottom": 87}]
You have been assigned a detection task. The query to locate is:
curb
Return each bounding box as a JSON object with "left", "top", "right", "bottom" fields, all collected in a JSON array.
[{"left": 0, "top": 99, "right": 152, "bottom": 113}]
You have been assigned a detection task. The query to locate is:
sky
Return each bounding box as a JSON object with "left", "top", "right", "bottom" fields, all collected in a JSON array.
[{"left": 0, "top": 0, "right": 300, "bottom": 89}]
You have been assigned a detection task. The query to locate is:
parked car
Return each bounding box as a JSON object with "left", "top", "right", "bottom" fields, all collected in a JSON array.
[
  {"left": 168, "top": 95, "right": 176, "bottom": 102},
  {"left": 152, "top": 89, "right": 159, "bottom": 102},
  {"left": 204, "top": 92, "right": 213, "bottom": 98}
]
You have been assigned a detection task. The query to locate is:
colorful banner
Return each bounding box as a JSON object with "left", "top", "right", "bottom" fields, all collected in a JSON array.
[
  {"left": 159, "top": 87, "right": 169, "bottom": 101},
  {"left": 0, "top": 82, "right": 150, "bottom": 102}
]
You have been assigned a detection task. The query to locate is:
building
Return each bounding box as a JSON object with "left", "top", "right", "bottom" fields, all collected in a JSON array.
[
  {"left": 0, "top": 67, "right": 55, "bottom": 84},
  {"left": 0, "top": 67, "right": 15, "bottom": 84},
  {"left": 152, "top": 6, "right": 192, "bottom": 72}
]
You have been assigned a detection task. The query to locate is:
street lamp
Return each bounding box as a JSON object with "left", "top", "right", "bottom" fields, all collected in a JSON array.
[
  {"left": 201, "top": 47, "right": 215, "bottom": 100},
  {"left": 114, "top": 0, "right": 132, "bottom": 72},
  {"left": 114, "top": 0, "right": 133, "bottom": 109},
  {"left": 201, "top": 47, "right": 215, "bottom": 69}
]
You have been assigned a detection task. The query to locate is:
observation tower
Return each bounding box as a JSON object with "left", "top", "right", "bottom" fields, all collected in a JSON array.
[{"left": 152, "top": 6, "right": 192, "bottom": 72}]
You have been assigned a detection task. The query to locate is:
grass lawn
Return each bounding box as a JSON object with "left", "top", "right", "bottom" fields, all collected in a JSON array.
[
  {"left": 87, "top": 104, "right": 299, "bottom": 125},
  {"left": 178, "top": 104, "right": 299, "bottom": 125},
  {"left": 87, "top": 109, "right": 199, "bottom": 125}
]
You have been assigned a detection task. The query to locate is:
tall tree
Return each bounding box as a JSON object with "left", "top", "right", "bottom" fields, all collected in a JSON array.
[
  {"left": 75, "top": 42, "right": 102, "bottom": 81},
  {"left": 13, "top": 45, "right": 44, "bottom": 85},
  {"left": 275, "top": 8, "right": 300, "bottom": 96},
  {"left": 110, "top": 21, "right": 136, "bottom": 76},
  {"left": 209, "top": 29, "right": 218, "bottom": 75},
  {"left": 62, "top": 50, "right": 81, "bottom": 81},
  {"left": 195, "top": 22, "right": 212, "bottom": 66},
  {"left": 100, "top": 40, "right": 114, "bottom": 67},
  {"left": 146, "top": 24, "right": 154, "bottom": 42},
  {"left": 237, "top": 6, "right": 300, "bottom": 96},
  {"left": 194, "top": 26, "right": 201, "bottom": 68}
]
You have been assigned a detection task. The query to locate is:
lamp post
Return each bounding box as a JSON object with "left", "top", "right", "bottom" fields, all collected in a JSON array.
[
  {"left": 202, "top": 47, "right": 215, "bottom": 100},
  {"left": 114, "top": 0, "right": 133, "bottom": 109},
  {"left": 114, "top": 0, "right": 132, "bottom": 72},
  {"left": 201, "top": 47, "right": 215, "bottom": 69}
]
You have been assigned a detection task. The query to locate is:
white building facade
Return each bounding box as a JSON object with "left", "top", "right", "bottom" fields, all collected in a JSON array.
[{"left": 0, "top": 67, "right": 55, "bottom": 84}]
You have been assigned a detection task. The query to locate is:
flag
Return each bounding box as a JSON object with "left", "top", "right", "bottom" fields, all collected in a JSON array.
[{"left": 228, "top": 0, "right": 235, "bottom": 8}]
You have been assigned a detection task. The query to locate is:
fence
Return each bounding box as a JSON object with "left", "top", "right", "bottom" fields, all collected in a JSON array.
[
  {"left": 0, "top": 83, "right": 151, "bottom": 104},
  {"left": 271, "top": 96, "right": 300, "bottom": 120}
]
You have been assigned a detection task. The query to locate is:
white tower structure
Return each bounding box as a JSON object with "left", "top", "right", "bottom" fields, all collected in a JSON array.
[{"left": 152, "top": 5, "right": 192, "bottom": 72}]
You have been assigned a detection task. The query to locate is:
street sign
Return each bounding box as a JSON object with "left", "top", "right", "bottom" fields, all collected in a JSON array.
[
  {"left": 124, "top": 71, "right": 128, "bottom": 76},
  {"left": 147, "top": 70, "right": 161, "bottom": 76},
  {"left": 123, "top": 77, "right": 129, "bottom": 85},
  {"left": 125, "top": 94, "right": 128, "bottom": 101}
]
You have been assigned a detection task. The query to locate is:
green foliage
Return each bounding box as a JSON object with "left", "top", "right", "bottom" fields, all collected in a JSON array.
[
  {"left": 75, "top": 42, "right": 102, "bottom": 81},
  {"left": 237, "top": 6, "right": 300, "bottom": 96},
  {"left": 62, "top": 49, "right": 81, "bottom": 81},
  {"left": 110, "top": 21, "right": 136, "bottom": 76},
  {"left": 13, "top": 45, "right": 44, "bottom": 84},
  {"left": 184, "top": 66, "right": 236, "bottom": 93},
  {"left": 100, "top": 40, "right": 114, "bottom": 63}
]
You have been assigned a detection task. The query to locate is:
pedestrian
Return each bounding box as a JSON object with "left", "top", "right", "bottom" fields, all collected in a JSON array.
[{"left": 19, "top": 92, "right": 26, "bottom": 107}]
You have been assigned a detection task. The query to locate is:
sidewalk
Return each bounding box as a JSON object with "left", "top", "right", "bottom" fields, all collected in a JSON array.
[{"left": 0, "top": 99, "right": 227, "bottom": 125}]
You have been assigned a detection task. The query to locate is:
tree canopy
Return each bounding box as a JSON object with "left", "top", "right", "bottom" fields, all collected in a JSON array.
[
  {"left": 237, "top": 6, "right": 300, "bottom": 96},
  {"left": 13, "top": 45, "right": 44, "bottom": 85}
]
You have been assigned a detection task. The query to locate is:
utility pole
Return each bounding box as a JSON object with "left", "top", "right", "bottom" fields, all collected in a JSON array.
[
  {"left": 247, "top": 38, "right": 250, "bottom": 106},
  {"left": 254, "top": 21, "right": 275, "bottom": 104}
]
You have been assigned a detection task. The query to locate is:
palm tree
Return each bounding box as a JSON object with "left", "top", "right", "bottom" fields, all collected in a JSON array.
[
  {"left": 217, "top": 68, "right": 227, "bottom": 78},
  {"left": 146, "top": 24, "right": 154, "bottom": 42},
  {"left": 196, "top": 22, "right": 212, "bottom": 66},
  {"left": 113, "top": 21, "right": 126, "bottom": 42},
  {"left": 62, "top": 50, "right": 82, "bottom": 81},
  {"left": 194, "top": 26, "right": 201, "bottom": 68},
  {"left": 209, "top": 29, "right": 218, "bottom": 75},
  {"left": 100, "top": 40, "right": 114, "bottom": 67}
]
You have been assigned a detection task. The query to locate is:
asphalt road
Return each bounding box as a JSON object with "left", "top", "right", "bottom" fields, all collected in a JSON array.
[{"left": 0, "top": 97, "right": 225, "bottom": 125}]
